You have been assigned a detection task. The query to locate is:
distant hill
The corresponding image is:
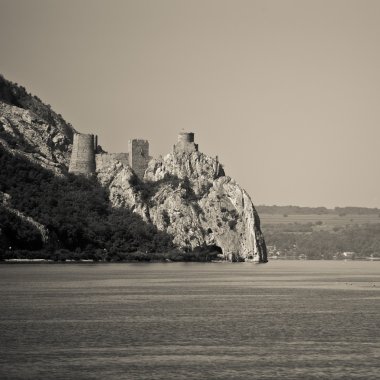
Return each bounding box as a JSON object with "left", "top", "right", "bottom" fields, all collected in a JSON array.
[
  {"left": 256, "top": 205, "right": 380, "bottom": 215},
  {"left": 257, "top": 205, "right": 380, "bottom": 260}
]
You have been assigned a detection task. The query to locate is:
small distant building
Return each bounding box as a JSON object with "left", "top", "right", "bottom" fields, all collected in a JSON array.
[{"left": 342, "top": 251, "right": 355, "bottom": 259}]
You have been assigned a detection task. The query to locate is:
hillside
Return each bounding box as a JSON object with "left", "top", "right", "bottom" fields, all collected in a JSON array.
[
  {"left": 257, "top": 206, "right": 380, "bottom": 259},
  {"left": 0, "top": 76, "right": 176, "bottom": 260},
  {"left": 0, "top": 74, "right": 74, "bottom": 173},
  {"left": 256, "top": 205, "right": 380, "bottom": 216},
  {"left": 0, "top": 75, "right": 267, "bottom": 262}
]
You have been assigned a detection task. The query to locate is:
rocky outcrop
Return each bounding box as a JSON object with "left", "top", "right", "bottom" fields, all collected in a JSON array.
[
  {"left": 97, "top": 150, "right": 267, "bottom": 262},
  {"left": 0, "top": 75, "right": 74, "bottom": 173},
  {"left": 144, "top": 151, "right": 267, "bottom": 262},
  {"left": 145, "top": 150, "right": 225, "bottom": 194},
  {"left": 96, "top": 159, "right": 150, "bottom": 220},
  {"left": 200, "top": 176, "right": 267, "bottom": 261},
  {"left": 0, "top": 103, "right": 73, "bottom": 173}
]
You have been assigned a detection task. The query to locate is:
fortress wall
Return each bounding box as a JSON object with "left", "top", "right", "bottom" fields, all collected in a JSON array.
[
  {"left": 68, "top": 133, "right": 95, "bottom": 174},
  {"left": 95, "top": 152, "right": 129, "bottom": 170},
  {"left": 128, "top": 139, "right": 150, "bottom": 179}
]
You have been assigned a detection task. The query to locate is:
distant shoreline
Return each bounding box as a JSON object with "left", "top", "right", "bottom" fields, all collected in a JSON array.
[{"left": 1, "top": 258, "right": 379, "bottom": 264}]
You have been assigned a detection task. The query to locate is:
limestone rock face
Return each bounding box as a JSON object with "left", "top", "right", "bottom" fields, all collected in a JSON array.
[
  {"left": 95, "top": 159, "right": 150, "bottom": 221},
  {"left": 100, "top": 149, "right": 267, "bottom": 262},
  {"left": 200, "top": 176, "right": 267, "bottom": 261},
  {"left": 145, "top": 151, "right": 267, "bottom": 261},
  {"left": 145, "top": 150, "right": 225, "bottom": 194},
  {"left": 0, "top": 76, "right": 74, "bottom": 173}
]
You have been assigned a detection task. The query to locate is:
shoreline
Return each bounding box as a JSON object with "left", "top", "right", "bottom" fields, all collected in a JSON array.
[{"left": 1, "top": 258, "right": 378, "bottom": 264}]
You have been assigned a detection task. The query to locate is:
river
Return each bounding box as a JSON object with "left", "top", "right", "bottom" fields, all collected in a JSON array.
[{"left": 0, "top": 261, "right": 379, "bottom": 379}]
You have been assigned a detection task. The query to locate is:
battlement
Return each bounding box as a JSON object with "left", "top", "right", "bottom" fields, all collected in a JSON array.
[
  {"left": 173, "top": 131, "right": 198, "bottom": 153},
  {"left": 68, "top": 133, "right": 96, "bottom": 175}
]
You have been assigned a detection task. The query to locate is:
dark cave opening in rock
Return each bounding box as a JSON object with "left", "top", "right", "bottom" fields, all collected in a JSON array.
[
  {"left": 206, "top": 245, "right": 223, "bottom": 254},
  {"left": 192, "top": 245, "right": 223, "bottom": 257}
]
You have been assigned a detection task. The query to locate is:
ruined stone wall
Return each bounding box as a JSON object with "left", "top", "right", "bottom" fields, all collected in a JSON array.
[
  {"left": 173, "top": 132, "right": 198, "bottom": 153},
  {"left": 128, "top": 139, "right": 150, "bottom": 179},
  {"left": 95, "top": 153, "right": 129, "bottom": 170},
  {"left": 68, "top": 133, "right": 95, "bottom": 174}
]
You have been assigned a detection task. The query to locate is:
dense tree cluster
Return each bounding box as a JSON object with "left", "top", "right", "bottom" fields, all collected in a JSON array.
[
  {"left": 0, "top": 206, "right": 43, "bottom": 250},
  {"left": 0, "top": 148, "right": 175, "bottom": 260}
]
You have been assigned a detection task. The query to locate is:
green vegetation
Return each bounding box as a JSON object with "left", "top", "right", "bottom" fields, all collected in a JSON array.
[
  {"left": 0, "top": 247, "right": 220, "bottom": 263},
  {"left": 0, "top": 207, "right": 43, "bottom": 250},
  {"left": 0, "top": 147, "right": 175, "bottom": 260},
  {"left": 259, "top": 206, "right": 380, "bottom": 259}
]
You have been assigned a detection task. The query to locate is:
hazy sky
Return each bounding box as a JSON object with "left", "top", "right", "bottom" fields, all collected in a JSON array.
[{"left": 1, "top": 0, "right": 379, "bottom": 208}]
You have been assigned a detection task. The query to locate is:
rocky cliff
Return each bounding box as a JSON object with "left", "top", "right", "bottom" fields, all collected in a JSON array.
[
  {"left": 0, "top": 74, "right": 267, "bottom": 262},
  {"left": 97, "top": 150, "right": 267, "bottom": 262},
  {"left": 147, "top": 151, "right": 267, "bottom": 261},
  {"left": 0, "top": 75, "right": 74, "bottom": 173}
]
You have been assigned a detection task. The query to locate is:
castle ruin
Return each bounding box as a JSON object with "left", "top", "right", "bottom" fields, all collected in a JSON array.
[
  {"left": 68, "top": 133, "right": 96, "bottom": 174},
  {"left": 68, "top": 132, "right": 197, "bottom": 180},
  {"left": 173, "top": 132, "right": 198, "bottom": 153}
]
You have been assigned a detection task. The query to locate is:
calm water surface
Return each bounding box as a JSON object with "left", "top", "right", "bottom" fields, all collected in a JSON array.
[{"left": 0, "top": 261, "right": 379, "bottom": 379}]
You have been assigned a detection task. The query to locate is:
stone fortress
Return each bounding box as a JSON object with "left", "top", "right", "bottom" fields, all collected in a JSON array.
[{"left": 68, "top": 131, "right": 199, "bottom": 179}]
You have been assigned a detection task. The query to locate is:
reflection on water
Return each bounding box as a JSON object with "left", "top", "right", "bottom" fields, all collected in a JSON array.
[{"left": 0, "top": 261, "right": 379, "bottom": 379}]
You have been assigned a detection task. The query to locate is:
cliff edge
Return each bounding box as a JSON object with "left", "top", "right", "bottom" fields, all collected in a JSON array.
[{"left": 97, "top": 148, "right": 267, "bottom": 262}]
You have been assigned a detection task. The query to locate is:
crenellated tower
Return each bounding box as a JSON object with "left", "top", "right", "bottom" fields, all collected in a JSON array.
[{"left": 128, "top": 139, "right": 150, "bottom": 179}]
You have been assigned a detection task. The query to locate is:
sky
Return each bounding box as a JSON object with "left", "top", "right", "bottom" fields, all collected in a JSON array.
[{"left": 1, "top": 0, "right": 379, "bottom": 208}]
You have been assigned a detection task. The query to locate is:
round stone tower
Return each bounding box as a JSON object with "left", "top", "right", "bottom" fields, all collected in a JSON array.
[
  {"left": 68, "top": 133, "right": 96, "bottom": 175},
  {"left": 174, "top": 131, "right": 198, "bottom": 153},
  {"left": 178, "top": 132, "right": 194, "bottom": 143}
]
